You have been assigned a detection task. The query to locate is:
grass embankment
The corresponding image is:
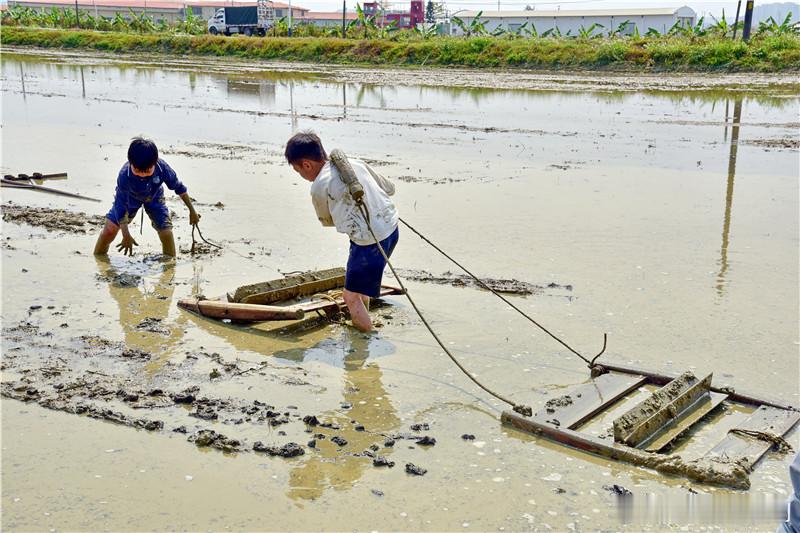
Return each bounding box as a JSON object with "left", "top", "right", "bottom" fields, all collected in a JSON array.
[{"left": 3, "top": 26, "right": 799, "bottom": 71}]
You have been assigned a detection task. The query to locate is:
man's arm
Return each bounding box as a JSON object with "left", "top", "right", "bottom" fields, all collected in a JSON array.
[
  {"left": 312, "top": 187, "right": 334, "bottom": 226},
  {"left": 366, "top": 164, "right": 395, "bottom": 196}
]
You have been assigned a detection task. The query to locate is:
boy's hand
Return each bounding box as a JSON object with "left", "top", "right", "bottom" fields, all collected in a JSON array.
[
  {"left": 189, "top": 210, "right": 201, "bottom": 226},
  {"left": 116, "top": 235, "right": 139, "bottom": 256}
]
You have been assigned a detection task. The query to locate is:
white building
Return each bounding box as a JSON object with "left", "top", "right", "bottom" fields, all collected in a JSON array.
[{"left": 451, "top": 6, "right": 696, "bottom": 36}]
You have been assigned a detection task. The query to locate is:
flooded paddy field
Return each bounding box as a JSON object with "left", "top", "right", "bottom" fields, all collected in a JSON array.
[{"left": 1, "top": 48, "right": 798, "bottom": 531}]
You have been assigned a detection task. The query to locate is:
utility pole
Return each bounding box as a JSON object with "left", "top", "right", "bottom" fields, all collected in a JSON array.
[
  {"left": 288, "top": 0, "right": 292, "bottom": 36},
  {"left": 742, "top": 0, "right": 754, "bottom": 41},
  {"left": 342, "top": 0, "right": 346, "bottom": 37},
  {"left": 732, "top": 0, "right": 742, "bottom": 39},
  {"left": 75, "top": 0, "right": 80, "bottom": 28}
]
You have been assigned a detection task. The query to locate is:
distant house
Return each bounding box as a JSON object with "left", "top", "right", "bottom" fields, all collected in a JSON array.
[
  {"left": 363, "top": 0, "right": 423, "bottom": 29},
  {"left": 6, "top": 0, "right": 308, "bottom": 24},
  {"left": 298, "top": 11, "right": 357, "bottom": 28},
  {"left": 451, "top": 6, "right": 697, "bottom": 36}
]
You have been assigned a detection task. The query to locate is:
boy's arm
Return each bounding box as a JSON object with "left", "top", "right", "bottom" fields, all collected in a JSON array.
[
  {"left": 116, "top": 222, "right": 138, "bottom": 256},
  {"left": 179, "top": 192, "right": 200, "bottom": 225},
  {"left": 365, "top": 164, "right": 395, "bottom": 196}
]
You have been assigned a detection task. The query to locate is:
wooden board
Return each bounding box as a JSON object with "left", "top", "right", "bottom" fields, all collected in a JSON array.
[
  {"left": 501, "top": 409, "right": 752, "bottom": 490},
  {"left": 178, "top": 298, "right": 305, "bottom": 321},
  {"left": 532, "top": 372, "right": 647, "bottom": 430},
  {"left": 704, "top": 405, "right": 800, "bottom": 468},
  {"left": 594, "top": 361, "right": 796, "bottom": 410},
  {"left": 644, "top": 390, "right": 729, "bottom": 453},
  {"left": 614, "top": 372, "right": 712, "bottom": 447},
  {"left": 231, "top": 268, "right": 346, "bottom": 304},
  {"left": 178, "top": 285, "right": 403, "bottom": 323}
]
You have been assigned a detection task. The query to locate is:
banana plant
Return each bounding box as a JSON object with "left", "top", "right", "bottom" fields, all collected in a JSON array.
[
  {"left": 452, "top": 10, "right": 486, "bottom": 37},
  {"left": 607, "top": 19, "right": 632, "bottom": 37},
  {"left": 523, "top": 22, "right": 539, "bottom": 38},
  {"left": 577, "top": 22, "right": 604, "bottom": 39},
  {"left": 708, "top": 10, "right": 732, "bottom": 37},
  {"left": 645, "top": 27, "right": 661, "bottom": 37},
  {"left": 541, "top": 26, "right": 561, "bottom": 38},
  {"left": 757, "top": 13, "right": 800, "bottom": 36}
]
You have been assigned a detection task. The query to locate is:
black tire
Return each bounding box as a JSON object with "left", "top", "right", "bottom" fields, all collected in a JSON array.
[
  {"left": 243, "top": 27, "right": 253, "bottom": 36},
  {"left": 209, "top": 26, "right": 219, "bottom": 35},
  {"left": 257, "top": 28, "right": 266, "bottom": 37}
]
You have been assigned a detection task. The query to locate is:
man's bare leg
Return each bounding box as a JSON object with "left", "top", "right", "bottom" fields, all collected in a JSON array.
[
  {"left": 157, "top": 228, "right": 176, "bottom": 257},
  {"left": 343, "top": 288, "right": 372, "bottom": 332},
  {"left": 94, "top": 219, "right": 120, "bottom": 255}
]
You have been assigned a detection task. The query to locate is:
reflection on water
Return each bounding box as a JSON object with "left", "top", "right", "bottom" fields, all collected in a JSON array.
[
  {"left": 95, "top": 255, "right": 185, "bottom": 374},
  {"left": 717, "top": 98, "right": 743, "bottom": 297},
  {"left": 281, "top": 332, "right": 400, "bottom": 502}
]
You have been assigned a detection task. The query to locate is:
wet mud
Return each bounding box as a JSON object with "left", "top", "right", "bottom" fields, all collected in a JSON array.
[
  {"left": 2, "top": 201, "right": 104, "bottom": 233},
  {"left": 396, "top": 269, "right": 571, "bottom": 296}
]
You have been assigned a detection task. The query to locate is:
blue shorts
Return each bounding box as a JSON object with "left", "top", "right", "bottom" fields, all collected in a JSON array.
[
  {"left": 106, "top": 195, "right": 172, "bottom": 231},
  {"left": 345, "top": 226, "right": 399, "bottom": 298}
]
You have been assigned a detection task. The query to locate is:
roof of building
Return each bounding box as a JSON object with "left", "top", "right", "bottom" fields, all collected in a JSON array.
[
  {"left": 299, "top": 11, "right": 357, "bottom": 20},
  {"left": 456, "top": 7, "right": 695, "bottom": 19},
  {"left": 10, "top": 0, "right": 307, "bottom": 10}
]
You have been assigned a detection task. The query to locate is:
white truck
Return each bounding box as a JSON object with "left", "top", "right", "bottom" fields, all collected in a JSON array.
[{"left": 207, "top": 0, "right": 274, "bottom": 36}]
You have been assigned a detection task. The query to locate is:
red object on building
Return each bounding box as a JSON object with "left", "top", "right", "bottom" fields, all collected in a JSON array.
[{"left": 363, "top": 0, "right": 423, "bottom": 28}]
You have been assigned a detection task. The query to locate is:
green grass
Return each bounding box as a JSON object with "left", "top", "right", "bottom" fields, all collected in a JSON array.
[{"left": 3, "top": 26, "right": 799, "bottom": 71}]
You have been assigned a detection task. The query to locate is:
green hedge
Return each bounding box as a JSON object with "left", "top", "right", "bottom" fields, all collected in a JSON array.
[{"left": 3, "top": 27, "right": 799, "bottom": 71}]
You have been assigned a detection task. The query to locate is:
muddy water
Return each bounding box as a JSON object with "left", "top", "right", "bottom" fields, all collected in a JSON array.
[{"left": 1, "top": 48, "right": 798, "bottom": 530}]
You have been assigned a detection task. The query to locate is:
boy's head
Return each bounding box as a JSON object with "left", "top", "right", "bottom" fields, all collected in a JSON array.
[
  {"left": 128, "top": 137, "right": 159, "bottom": 177},
  {"left": 285, "top": 131, "right": 327, "bottom": 182}
]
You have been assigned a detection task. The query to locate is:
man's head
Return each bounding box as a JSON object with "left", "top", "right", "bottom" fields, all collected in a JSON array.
[
  {"left": 128, "top": 137, "right": 159, "bottom": 177},
  {"left": 285, "top": 131, "right": 327, "bottom": 182}
]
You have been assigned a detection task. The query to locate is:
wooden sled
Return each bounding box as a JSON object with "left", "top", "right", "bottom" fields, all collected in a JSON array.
[
  {"left": 502, "top": 362, "right": 799, "bottom": 490},
  {"left": 177, "top": 268, "right": 403, "bottom": 323}
]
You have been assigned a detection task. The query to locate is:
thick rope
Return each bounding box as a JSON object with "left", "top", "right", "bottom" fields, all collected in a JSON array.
[
  {"left": 398, "top": 218, "right": 607, "bottom": 368},
  {"left": 729, "top": 428, "right": 794, "bottom": 453},
  {"left": 357, "top": 203, "right": 532, "bottom": 417}
]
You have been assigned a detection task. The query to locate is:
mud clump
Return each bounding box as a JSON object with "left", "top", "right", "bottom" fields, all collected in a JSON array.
[
  {"left": 373, "top": 456, "right": 395, "bottom": 468},
  {"left": 405, "top": 463, "right": 427, "bottom": 476},
  {"left": 191, "top": 429, "right": 242, "bottom": 453},
  {"left": 741, "top": 138, "right": 799, "bottom": 151},
  {"left": 2, "top": 202, "right": 105, "bottom": 234},
  {"left": 253, "top": 441, "right": 305, "bottom": 458},
  {"left": 415, "top": 436, "right": 436, "bottom": 447},
  {"left": 331, "top": 436, "right": 348, "bottom": 447},
  {"left": 410, "top": 423, "right": 430, "bottom": 431},
  {"left": 545, "top": 395, "right": 573, "bottom": 413},
  {"left": 461, "top": 434, "right": 476, "bottom": 440},
  {"left": 135, "top": 317, "right": 170, "bottom": 335},
  {"left": 95, "top": 271, "right": 142, "bottom": 288},
  {"left": 603, "top": 484, "right": 632, "bottom": 496},
  {"left": 397, "top": 269, "right": 551, "bottom": 296}
]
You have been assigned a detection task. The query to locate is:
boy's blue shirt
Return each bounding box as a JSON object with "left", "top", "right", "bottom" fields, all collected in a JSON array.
[{"left": 111, "top": 159, "right": 187, "bottom": 213}]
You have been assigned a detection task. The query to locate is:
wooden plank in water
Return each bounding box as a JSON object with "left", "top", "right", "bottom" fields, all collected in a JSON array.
[
  {"left": 704, "top": 405, "right": 800, "bottom": 468},
  {"left": 501, "top": 409, "right": 751, "bottom": 490},
  {"left": 232, "top": 268, "right": 346, "bottom": 304},
  {"left": 614, "top": 372, "right": 711, "bottom": 447},
  {"left": 532, "top": 372, "right": 647, "bottom": 430},
  {"left": 643, "top": 390, "right": 728, "bottom": 453}
]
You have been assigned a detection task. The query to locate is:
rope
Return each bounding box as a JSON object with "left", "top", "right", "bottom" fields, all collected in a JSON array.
[
  {"left": 398, "top": 218, "right": 608, "bottom": 368},
  {"left": 312, "top": 290, "right": 347, "bottom": 324},
  {"left": 357, "top": 203, "right": 532, "bottom": 417},
  {"left": 190, "top": 223, "right": 224, "bottom": 255},
  {"left": 729, "top": 428, "right": 794, "bottom": 453}
]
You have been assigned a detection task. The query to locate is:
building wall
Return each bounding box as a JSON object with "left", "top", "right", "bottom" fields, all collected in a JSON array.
[
  {"left": 9, "top": 0, "right": 184, "bottom": 22},
  {"left": 452, "top": 10, "right": 696, "bottom": 36}
]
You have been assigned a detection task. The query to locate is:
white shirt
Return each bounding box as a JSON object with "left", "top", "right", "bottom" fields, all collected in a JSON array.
[{"left": 310, "top": 158, "right": 398, "bottom": 246}]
